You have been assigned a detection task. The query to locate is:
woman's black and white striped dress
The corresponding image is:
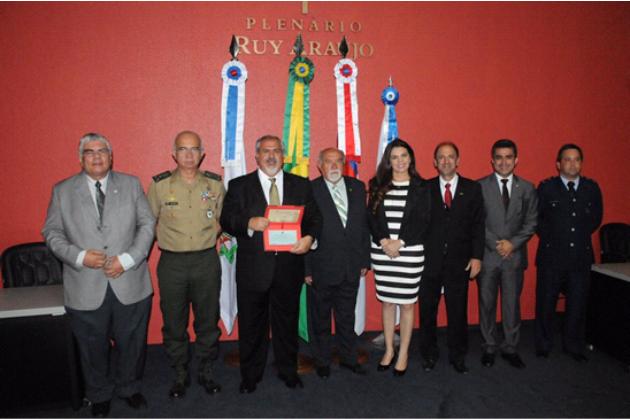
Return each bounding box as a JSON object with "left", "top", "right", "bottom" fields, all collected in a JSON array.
[{"left": 371, "top": 180, "right": 424, "bottom": 304}]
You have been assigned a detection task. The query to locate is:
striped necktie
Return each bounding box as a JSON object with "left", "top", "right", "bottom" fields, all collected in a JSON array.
[
  {"left": 332, "top": 184, "right": 347, "bottom": 227},
  {"left": 95, "top": 181, "right": 105, "bottom": 223}
]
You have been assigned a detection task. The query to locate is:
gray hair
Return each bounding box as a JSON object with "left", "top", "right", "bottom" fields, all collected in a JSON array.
[
  {"left": 78, "top": 133, "right": 111, "bottom": 159},
  {"left": 255, "top": 135, "right": 284, "bottom": 153},
  {"left": 317, "top": 147, "right": 346, "bottom": 165},
  {"left": 172, "top": 130, "right": 204, "bottom": 153}
]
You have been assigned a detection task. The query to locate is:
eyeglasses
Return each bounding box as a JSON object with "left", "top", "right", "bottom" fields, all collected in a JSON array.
[
  {"left": 175, "top": 147, "right": 203, "bottom": 154},
  {"left": 83, "top": 148, "right": 110, "bottom": 158}
]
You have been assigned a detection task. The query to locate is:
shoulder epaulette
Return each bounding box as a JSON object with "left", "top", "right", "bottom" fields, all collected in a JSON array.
[
  {"left": 540, "top": 176, "right": 555, "bottom": 184},
  {"left": 203, "top": 171, "right": 222, "bottom": 181},
  {"left": 152, "top": 171, "right": 172, "bottom": 183}
]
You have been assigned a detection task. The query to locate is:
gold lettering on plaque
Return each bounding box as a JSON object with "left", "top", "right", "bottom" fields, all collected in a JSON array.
[{"left": 291, "top": 19, "right": 304, "bottom": 31}]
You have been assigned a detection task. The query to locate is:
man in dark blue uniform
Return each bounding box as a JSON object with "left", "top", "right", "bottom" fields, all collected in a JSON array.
[{"left": 535, "top": 143, "right": 603, "bottom": 362}]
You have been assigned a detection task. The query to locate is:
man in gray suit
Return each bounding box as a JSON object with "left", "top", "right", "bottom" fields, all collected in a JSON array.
[
  {"left": 477, "top": 139, "right": 537, "bottom": 369},
  {"left": 43, "top": 133, "right": 155, "bottom": 417}
]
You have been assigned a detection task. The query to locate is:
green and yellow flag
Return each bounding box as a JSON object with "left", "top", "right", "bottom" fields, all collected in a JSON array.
[{"left": 282, "top": 37, "right": 315, "bottom": 341}]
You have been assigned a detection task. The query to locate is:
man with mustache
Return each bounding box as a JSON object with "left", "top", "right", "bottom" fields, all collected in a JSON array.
[
  {"left": 304, "top": 148, "right": 371, "bottom": 378},
  {"left": 220, "top": 135, "right": 321, "bottom": 393}
]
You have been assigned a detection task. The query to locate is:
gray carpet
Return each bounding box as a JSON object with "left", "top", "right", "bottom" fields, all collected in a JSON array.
[{"left": 9, "top": 321, "right": 630, "bottom": 418}]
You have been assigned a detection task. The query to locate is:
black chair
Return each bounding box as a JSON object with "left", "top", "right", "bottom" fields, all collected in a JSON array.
[
  {"left": 599, "top": 222, "right": 630, "bottom": 263},
  {"left": 1, "top": 242, "right": 63, "bottom": 288}
]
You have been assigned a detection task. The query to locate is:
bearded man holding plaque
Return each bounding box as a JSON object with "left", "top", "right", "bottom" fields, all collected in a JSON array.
[{"left": 220, "top": 135, "right": 321, "bottom": 394}]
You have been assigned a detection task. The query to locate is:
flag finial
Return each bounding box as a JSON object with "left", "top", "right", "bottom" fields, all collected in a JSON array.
[
  {"left": 339, "top": 36, "right": 348, "bottom": 59},
  {"left": 293, "top": 34, "right": 304, "bottom": 57},
  {"left": 229, "top": 35, "right": 239, "bottom": 60}
]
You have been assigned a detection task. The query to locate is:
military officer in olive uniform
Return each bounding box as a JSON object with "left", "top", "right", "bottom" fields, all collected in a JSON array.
[
  {"left": 147, "top": 130, "right": 226, "bottom": 398},
  {"left": 535, "top": 143, "right": 603, "bottom": 362}
]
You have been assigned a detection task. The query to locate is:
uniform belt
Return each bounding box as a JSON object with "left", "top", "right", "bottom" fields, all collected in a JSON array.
[{"left": 160, "top": 248, "right": 212, "bottom": 255}]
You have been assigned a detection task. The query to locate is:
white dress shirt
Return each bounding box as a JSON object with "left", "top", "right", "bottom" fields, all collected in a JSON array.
[
  {"left": 439, "top": 173, "right": 460, "bottom": 203},
  {"left": 560, "top": 175, "right": 581, "bottom": 191},
  {"left": 495, "top": 172, "right": 514, "bottom": 197}
]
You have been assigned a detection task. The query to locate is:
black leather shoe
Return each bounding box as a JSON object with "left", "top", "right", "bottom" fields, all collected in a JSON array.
[
  {"left": 377, "top": 352, "right": 396, "bottom": 372},
  {"left": 278, "top": 373, "right": 304, "bottom": 389},
  {"left": 340, "top": 362, "right": 368, "bottom": 375},
  {"left": 393, "top": 367, "right": 407, "bottom": 377},
  {"left": 481, "top": 352, "right": 495, "bottom": 368},
  {"left": 450, "top": 360, "right": 469, "bottom": 374},
  {"left": 316, "top": 365, "right": 330, "bottom": 379},
  {"left": 502, "top": 352, "right": 526, "bottom": 369},
  {"left": 122, "top": 393, "right": 147, "bottom": 409},
  {"left": 422, "top": 357, "right": 437, "bottom": 372},
  {"left": 536, "top": 350, "right": 549, "bottom": 358},
  {"left": 567, "top": 352, "right": 588, "bottom": 363},
  {"left": 199, "top": 376, "right": 222, "bottom": 394},
  {"left": 169, "top": 376, "right": 191, "bottom": 399},
  {"left": 91, "top": 400, "right": 110, "bottom": 418},
  {"left": 239, "top": 381, "right": 257, "bottom": 394}
]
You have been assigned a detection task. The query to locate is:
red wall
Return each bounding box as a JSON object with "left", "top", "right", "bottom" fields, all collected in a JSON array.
[{"left": 1, "top": 2, "right": 629, "bottom": 344}]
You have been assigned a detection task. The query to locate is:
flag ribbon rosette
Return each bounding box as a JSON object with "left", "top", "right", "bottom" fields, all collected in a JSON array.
[
  {"left": 376, "top": 80, "right": 400, "bottom": 165},
  {"left": 334, "top": 56, "right": 361, "bottom": 177},
  {"left": 219, "top": 36, "right": 248, "bottom": 335},
  {"left": 282, "top": 35, "right": 315, "bottom": 177}
]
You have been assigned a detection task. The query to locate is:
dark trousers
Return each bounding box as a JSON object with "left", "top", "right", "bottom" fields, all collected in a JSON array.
[
  {"left": 309, "top": 275, "right": 359, "bottom": 366},
  {"left": 66, "top": 284, "right": 152, "bottom": 403},
  {"left": 157, "top": 249, "right": 222, "bottom": 377},
  {"left": 236, "top": 260, "right": 302, "bottom": 385},
  {"left": 535, "top": 267, "right": 590, "bottom": 354},
  {"left": 419, "top": 268, "right": 470, "bottom": 363},
  {"left": 477, "top": 264, "right": 525, "bottom": 354}
]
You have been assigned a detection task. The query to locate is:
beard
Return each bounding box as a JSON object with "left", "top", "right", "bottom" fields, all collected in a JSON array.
[{"left": 327, "top": 170, "right": 342, "bottom": 183}]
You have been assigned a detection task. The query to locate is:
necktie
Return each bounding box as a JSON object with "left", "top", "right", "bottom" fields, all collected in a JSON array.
[
  {"left": 567, "top": 180, "right": 576, "bottom": 200},
  {"left": 444, "top": 183, "right": 452, "bottom": 208},
  {"left": 95, "top": 181, "right": 105, "bottom": 223},
  {"left": 269, "top": 178, "right": 280, "bottom": 206},
  {"left": 501, "top": 178, "right": 510, "bottom": 212},
  {"left": 332, "top": 184, "right": 347, "bottom": 227}
]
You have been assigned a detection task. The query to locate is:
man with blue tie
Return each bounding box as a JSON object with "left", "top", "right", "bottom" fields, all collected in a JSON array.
[
  {"left": 43, "top": 133, "right": 155, "bottom": 417},
  {"left": 477, "top": 139, "right": 538, "bottom": 369},
  {"left": 535, "top": 143, "right": 603, "bottom": 362}
]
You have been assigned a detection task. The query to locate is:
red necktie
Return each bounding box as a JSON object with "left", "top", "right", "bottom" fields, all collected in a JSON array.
[{"left": 445, "top": 183, "right": 452, "bottom": 208}]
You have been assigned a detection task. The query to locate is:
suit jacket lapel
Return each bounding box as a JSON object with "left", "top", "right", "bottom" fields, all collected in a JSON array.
[
  {"left": 506, "top": 176, "right": 522, "bottom": 219},
  {"left": 103, "top": 172, "right": 120, "bottom": 225},
  {"left": 76, "top": 174, "right": 100, "bottom": 226},
  {"left": 250, "top": 171, "right": 268, "bottom": 215}
]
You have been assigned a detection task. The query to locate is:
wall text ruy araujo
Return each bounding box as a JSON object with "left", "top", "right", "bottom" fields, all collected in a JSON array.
[{"left": 235, "top": 17, "right": 374, "bottom": 59}]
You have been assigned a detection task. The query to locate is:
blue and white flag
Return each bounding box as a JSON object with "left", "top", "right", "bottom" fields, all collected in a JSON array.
[
  {"left": 376, "top": 84, "right": 400, "bottom": 165},
  {"left": 219, "top": 59, "right": 247, "bottom": 334}
]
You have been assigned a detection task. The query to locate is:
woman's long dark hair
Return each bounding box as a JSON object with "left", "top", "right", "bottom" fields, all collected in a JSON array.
[{"left": 368, "top": 138, "right": 422, "bottom": 214}]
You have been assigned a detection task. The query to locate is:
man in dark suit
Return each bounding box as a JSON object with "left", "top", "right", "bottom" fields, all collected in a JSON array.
[
  {"left": 42, "top": 133, "right": 155, "bottom": 417},
  {"left": 304, "top": 148, "right": 371, "bottom": 379},
  {"left": 477, "top": 139, "right": 538, "bottom": 369},
  {"left": 419, "top": 141, "right": 485, "bottom": 374},
  {"left": 220, "top": 135, "right": 321, "bottom": 393},
  {"left": 535, "top": 143, "right": 603, "bottom": 362}
]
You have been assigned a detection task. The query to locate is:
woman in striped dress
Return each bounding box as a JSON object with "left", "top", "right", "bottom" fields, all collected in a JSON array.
[{"left": 367, "top": 139, "right": 431, "bottom": 375}]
